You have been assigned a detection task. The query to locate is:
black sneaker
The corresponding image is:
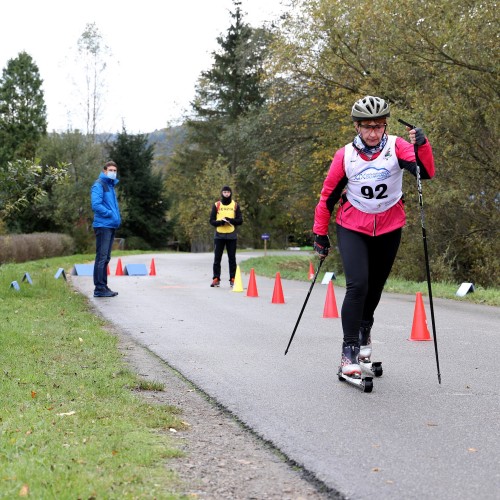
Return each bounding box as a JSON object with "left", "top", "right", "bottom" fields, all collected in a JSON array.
[
  {"left": 94, "top": 289, "right": 116, "bottom": 298},
  {"left": 105, "top": 286, "right": 118, "bottom": 296}
]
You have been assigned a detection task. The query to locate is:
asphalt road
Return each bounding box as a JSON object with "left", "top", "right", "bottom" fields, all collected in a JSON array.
[{"left": 71, "top": 251, "right": 500, "bottom": 500}]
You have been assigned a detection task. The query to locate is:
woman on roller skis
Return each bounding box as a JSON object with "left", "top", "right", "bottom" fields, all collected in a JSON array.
[{"left": 313, "top": 96, "right": 435, "bottom": 386}]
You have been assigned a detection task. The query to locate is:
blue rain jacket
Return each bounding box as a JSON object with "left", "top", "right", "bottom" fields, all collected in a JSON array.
[{"left": 91, "top": 173, "right": 121, "bottom": 228}]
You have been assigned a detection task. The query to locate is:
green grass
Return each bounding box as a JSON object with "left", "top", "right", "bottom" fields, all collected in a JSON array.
[
  {"left": 239, "top": 254, "right": 500, "bottom": 306},
  {"left": 136, "top": 379, "right": 166, "bottom": 392},
  {"left": 1, "top": 251, "right": 496, "bottom": 497},
  {"left": 0, "top": 256, "right": 185, "bottom": 499}
]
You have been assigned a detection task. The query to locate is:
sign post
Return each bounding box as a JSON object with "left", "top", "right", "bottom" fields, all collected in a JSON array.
[{"left": 261, "top": 233, "right": 270, "bottom": 256}]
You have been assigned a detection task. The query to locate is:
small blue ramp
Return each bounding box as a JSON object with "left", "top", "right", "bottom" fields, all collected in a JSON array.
[
  {"left": 22, "top": 272, "right": 33, "bottom": 285},
  {"left": 124, "top": 264, "right": 148, "bottom": 276},
  {"left": 72, "top": 264, "right": 94, "bottom": 276},
  {"left": 55, "top": 268, "right": 67, "bottom": 280}
]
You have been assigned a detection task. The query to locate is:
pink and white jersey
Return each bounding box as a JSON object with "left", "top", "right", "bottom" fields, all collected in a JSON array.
[
  {"left": 313, "top": 134, "right": 435, "bottom": 237},
  {"left": 344, "top": 135, "right": 402, "bottom": 214}
]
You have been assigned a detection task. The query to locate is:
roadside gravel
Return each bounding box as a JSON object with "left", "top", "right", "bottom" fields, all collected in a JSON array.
[{"left": 117, "top": 329, "right": 339, "bottom": 499}]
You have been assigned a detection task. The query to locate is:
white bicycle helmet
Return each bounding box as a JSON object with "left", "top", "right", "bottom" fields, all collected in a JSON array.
[{"left": 351, "top": 96, "right": 390, "bottom": 121}]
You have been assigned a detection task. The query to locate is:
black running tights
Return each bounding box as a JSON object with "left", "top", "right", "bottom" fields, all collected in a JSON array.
[
  {"left": 336, "top": 225, "right": 402, "bottom": 344},
  {"left": 213, "top": 238, "right": 237, "bottom": 280}
]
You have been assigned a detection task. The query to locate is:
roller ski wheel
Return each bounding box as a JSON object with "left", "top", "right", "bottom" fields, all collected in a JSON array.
[
  {"left": 362, "top": 377, "right": 373, "bottom": 393},
  {"left": 372, "top": 362, "right": 383, "bottom": 377},
  {"left": 337, "top": 368, "right": 373, "bottom": 393},
  {"left": 360, "top": 360, "right": 383, "bottom": 378}
]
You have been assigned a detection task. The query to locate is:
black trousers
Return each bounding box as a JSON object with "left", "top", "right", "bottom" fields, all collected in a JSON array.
[
  {"left": 336, "top": 225, "right": 402, "bottom": 344},
  {"left": 213, "top": 238, "right": 237, "bottom": 280}
]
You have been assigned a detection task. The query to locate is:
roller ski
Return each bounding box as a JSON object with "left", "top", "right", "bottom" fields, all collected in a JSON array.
[
  {"left": 358, "top": 321, "right": 383, "bottom": 378},
  {"left": 337, "top": 343, "right": 373, "bottom": 393}
]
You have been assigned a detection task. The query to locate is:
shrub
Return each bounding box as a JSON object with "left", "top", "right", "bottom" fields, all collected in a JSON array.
[
  {"left": 0, "top": 233, "right": 75, "bottom": 264},
  {"left": 125, "top": 236, "right": 151, "bottom": 251},
  {"left": 72, "top": 225, "right": 95, "bottom": 254}
]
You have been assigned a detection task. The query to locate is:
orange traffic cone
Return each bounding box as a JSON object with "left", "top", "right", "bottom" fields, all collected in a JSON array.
[
  {"left": 409, "top": 292, "right": 431, "bottom": 341},
  {"left": 308, "top": 261, "right": 315, "bottom": 280},
  {"left": 323, "top": 281, "right": 339, "bottom": 318},
  {"left": 149, "top": 258, "right": 156, "bottom": 276},
  {"left": 271, "top": 272, "right": 285, "bottom": 304},
  {"left": 246, "top": 268, "right": 259, "bottom": 297},
  {"left": 115, "top": 258, "right": 124, "bottom": 276}
]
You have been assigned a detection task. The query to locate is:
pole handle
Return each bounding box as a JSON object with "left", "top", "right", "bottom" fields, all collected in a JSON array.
[{"left": 397, "top": 118, "right": 416, "bottom": 130}]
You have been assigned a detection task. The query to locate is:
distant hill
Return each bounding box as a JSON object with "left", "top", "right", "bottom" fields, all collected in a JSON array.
[
  {"left": 147, "top": 125, "right": 187, "bottom": 160},
  {"left": 95, "top": 125, "right": 187, "bottom": 161}
]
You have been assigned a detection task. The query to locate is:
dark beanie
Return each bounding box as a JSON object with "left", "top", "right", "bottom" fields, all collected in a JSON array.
[{"left": 221, "top": 186, "right": 232, "bottom": 193}]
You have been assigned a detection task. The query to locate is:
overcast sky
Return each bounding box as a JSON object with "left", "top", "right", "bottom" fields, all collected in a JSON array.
[{"left": 0, "top": 0, "right": 286, "bottom": 134}]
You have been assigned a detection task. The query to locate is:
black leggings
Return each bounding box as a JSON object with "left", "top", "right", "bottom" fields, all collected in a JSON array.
[
  {"left": 336, "top": 225, "right": 402, "bottom": 344},
  {"left": 213, "top": 238, "right": 237, "bottom": 280}
]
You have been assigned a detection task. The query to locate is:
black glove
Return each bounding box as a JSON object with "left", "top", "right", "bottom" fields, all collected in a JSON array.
[
  {"left": 314, "top": 234, "right": 330, "bottom": 259},
  {"left": 414, "top": 127, "right": 426, "bottom": 146}
]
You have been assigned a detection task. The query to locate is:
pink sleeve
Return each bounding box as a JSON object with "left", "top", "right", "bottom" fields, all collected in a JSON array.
[{"left": 313, "top": 147, "right": 347, "bottom": 235}]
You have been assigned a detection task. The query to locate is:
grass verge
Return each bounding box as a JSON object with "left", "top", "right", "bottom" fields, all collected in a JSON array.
[
  {"left": 239, "top": 254, "right": 500, "bottom": 306},
  {"left": 0, "top": 255, "right": 185, "bottom": 499}
]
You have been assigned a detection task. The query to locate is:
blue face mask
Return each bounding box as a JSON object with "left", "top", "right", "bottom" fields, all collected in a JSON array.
[{"left": 106, "top": 171, "right": 117, "bottom": 180}]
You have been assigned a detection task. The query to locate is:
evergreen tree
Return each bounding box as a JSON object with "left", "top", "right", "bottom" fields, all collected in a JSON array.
[
  {"left": 194, "top": 1, "right": 265, "bottom": 120},
  {"left": 189, "top": 0, "right": 268, "bottom": 174},
  {"left": 0, "top": 51, "right": 47, "bottom": 167},
  {"left": 166, "top": 0, "right": 271, "bottom": 249},
  {"left": 106, "top": 129, "right": 172, "bottom": 249}
]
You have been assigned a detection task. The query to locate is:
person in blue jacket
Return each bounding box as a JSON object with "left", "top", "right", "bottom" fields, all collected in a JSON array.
[{"left": 91, "top": 161, "right": 121, "bottom": 297}]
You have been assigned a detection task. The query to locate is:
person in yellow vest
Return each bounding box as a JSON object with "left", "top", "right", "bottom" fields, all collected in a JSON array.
[{"left": 209, "top": 186, "right": 243, "bottom": 287}]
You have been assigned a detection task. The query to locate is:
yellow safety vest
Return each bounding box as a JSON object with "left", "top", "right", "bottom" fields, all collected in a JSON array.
[{"left": 216, "top": 200, "right": 237, "bottom": 234}]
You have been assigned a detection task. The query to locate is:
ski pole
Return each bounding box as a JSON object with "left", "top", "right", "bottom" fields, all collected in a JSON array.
[
  {"left": 398, "top": 118, "right": 442, "bottom": 384},
  {"left": 284, "top": 258, "right": 324, "bottom": 355}
]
